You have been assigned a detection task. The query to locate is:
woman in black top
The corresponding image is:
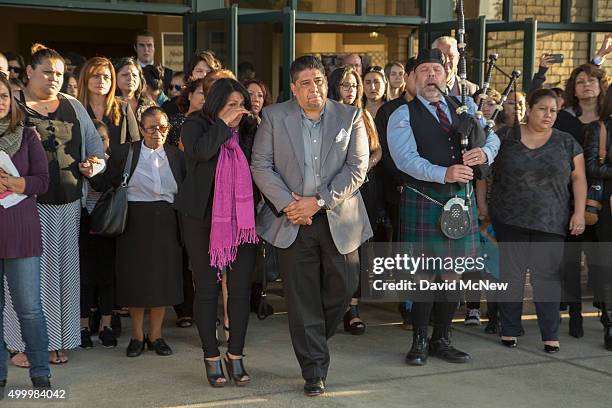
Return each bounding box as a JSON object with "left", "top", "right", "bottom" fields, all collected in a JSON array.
[
  {"left": 175, "top": 79, "right": 258, "bottom": 387},
  {"left": 167, "top": 78, "right": 206, "bottom": 147},
  {"left": 554, "top": 64, "right": 608, "bottom": 337},
  {"left": 490, "top": 89, "right": 587, "bottom": 353},
  {"left": 78, "top": 57, "right": 140, "bottom": 154},
  {"left": 583, "top": 90, "right": 612, "bottom": 350}
]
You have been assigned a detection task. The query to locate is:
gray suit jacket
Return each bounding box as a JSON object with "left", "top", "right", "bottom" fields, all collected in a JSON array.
[{"left": 251, "top": 98, "right": 373, "bottom": 255}]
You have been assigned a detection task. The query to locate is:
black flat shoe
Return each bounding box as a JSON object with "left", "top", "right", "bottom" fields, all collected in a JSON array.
[
  {"left": 176, "top": 317, "right": 193, "bottom": 328},
  {"left": 544, "top": 344, "right": 560, "bottom": 353},
  {"left": 224, "top": 354, "right": 251, "bottom": 386},
  {"left": 204, "top": 358, "right": 227, "bottom": 388},
  {"left": 343, "top": 304, "right": 366, "bottom": 335},
  {"left": 304, "top": 377, "right": 325, "bottom": 397},
  {"left": 429, "top": 334, "right": 471, "bottom": 363},
  {"left": 405, "top": 327, "right": 428, "bottom": 366},
  {"left": 146, "top": 337, "right": 173, "bottom": 356},
  {"left": 126, "top": 338, "right": 145, "bottom": 357},
  {"left": 31, "top": 376, "right": 51, "bottom": 388},
  {"left": 501, "top": 338, "right": 517, "bottom": 348}
]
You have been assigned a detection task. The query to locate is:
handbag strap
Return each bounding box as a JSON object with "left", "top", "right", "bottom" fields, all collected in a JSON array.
[
  {"left": 120, "top": 144, "right": 134, "bottom": 187},
  {"left": 598, "top": 121, "right": 607, "bottom": 165},
  {"left": 257, "top": 243, "right": 270, "bottom": 321}
]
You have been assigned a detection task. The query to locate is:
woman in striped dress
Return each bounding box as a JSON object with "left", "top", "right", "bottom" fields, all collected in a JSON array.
[{"left": 4, "top": 43, "right": 104, "bottom": 365}]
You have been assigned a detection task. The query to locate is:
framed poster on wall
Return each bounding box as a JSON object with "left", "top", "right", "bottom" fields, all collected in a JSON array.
[{"left": 161, "top": 32, "right": 183, "bottom": 72}]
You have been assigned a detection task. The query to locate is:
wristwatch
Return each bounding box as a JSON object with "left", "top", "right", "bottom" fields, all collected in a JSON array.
[{"left": 316, "top": 194, "right": 326, "bottom": 209}]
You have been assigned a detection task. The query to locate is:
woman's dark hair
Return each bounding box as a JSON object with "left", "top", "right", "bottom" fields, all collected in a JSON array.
[
  {"left": 185, "top": 50, "right": 222, "bottom": 82},
  {"left": 564, "top": 63, "right": 607, "bottom": 118},
  {"left": 29, "top": 43, "right": 64, "bottom": 70},
  {"left": 4, "top": 51, "right": 27, "bottom": 83},
  {"left": 243, "top": 79, "right": 272, "bottom": 113},
  {"left": 60, "top": 72, "right": 77, "bottom": 94},
  {"left": 0, "top": 73, "right": 25, "bottom": 132},
  {"left": 362, "top": 65, "right": 389, "bottom": 107},
  {"left": 551, "top": 87, "right": 564, "bottom": 98},
  {"left": 176, "top": 78, "right": 206, "bottom": 114},
  {"left": 328, "top": 66, "right": 363, "bottom": 108},
  {"left": 142, "top": 64, "right": 164, "bottom": 92},
  {"left": 113, "top": 57, "right": 145, "bottom": 98},
  {"left": 527, "top": 88, "right": 559, "bottom": 108},
  {"left": 290, "top": 55, "right": 325, "bottom": 82},
  {"left": 140, "top": 106, "right": 168, "bottom": 126},
  {"left": 203, "top": 78, "right": 252, "bottom": 120}
]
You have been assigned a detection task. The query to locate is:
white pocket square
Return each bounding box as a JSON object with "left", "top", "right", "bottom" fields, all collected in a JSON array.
[{"left": 335, "top": 129, "right": 349, "bottom": 143}]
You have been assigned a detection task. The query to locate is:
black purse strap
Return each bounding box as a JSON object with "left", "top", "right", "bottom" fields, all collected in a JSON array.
[
  {"left": 257, "top": 243, "right": 270, "bottom": 321},
  {"left": 121, "top": 144, "right": 134, "bottom": 187}
]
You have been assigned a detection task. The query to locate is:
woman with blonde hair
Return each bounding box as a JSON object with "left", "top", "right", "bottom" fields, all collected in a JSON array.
[{"left": 78, "top": 57, "right": 139, "bottom": 152}]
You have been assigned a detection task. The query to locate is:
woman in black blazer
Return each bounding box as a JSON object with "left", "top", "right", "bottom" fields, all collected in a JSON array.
[
  {"left": 175, "top": 78, "right": 258, "bottom": 388},
  {"left": 90, "top": 106, "right": 185, "bottom": 358}
]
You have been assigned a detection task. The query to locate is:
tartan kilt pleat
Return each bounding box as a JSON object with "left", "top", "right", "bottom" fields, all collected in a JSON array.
[{"left": 398, "top": 185, "right": 480, "bottom": 261}]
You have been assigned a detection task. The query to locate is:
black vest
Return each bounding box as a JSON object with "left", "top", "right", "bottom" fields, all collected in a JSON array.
[{"left": 406, "top": 96, "right": 462, "bottom": 190}]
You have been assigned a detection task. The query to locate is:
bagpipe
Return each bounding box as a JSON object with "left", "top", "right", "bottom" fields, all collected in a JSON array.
[{"left": 439, "top": 0, "right": 521, "bottom": 240}]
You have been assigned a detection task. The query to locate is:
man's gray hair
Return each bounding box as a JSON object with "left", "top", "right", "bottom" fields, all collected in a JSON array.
[{"left": 432, "top": 36, "right": 458, "bottom": 51}]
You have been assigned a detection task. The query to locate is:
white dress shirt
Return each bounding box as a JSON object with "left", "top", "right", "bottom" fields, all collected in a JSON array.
[{"left": 127, "top": 142, "right": 177, "bottom": 203}]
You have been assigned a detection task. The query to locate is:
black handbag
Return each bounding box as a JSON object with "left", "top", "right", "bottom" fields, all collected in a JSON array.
[{"left": 89, "top": 145, "right": 134, "bottom": 237}]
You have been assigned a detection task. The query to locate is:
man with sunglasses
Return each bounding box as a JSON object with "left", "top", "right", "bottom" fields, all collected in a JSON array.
[{"left": 252, "top": 55, "right": 371, "bottom": 397}]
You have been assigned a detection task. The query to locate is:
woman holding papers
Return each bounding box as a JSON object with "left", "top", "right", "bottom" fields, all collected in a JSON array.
[{"left": 0, "top": 72, "right": 51, "bottom": 388}]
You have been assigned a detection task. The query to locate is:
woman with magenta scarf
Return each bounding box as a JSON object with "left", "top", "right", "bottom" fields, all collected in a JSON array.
[{"left": 175, "top": 78, "right": 259, "bottom": 388}]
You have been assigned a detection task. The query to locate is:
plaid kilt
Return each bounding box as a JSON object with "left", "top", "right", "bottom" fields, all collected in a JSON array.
[{"left": 398, "top": 185, "right": 479, "bottom": 261}]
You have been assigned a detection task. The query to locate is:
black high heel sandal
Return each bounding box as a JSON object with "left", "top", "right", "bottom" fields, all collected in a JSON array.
[
  {"left": 224, "top": 354, "right": 251, "bottom": 386},
  {"left": 343, "top": 304, "right": 366, "bottom": 335},
  {"left": 204, "top": 358, "right": 227, "bottom": 388}
]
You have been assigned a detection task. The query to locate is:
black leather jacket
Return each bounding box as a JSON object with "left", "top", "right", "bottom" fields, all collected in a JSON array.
[{"left": 584, "top": 118, "right": 612, "bottom": 181}]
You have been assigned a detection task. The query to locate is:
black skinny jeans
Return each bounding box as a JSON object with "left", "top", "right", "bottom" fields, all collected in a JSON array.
[{"left": 181, "top": 214, "right": 256, "bottom": 358}]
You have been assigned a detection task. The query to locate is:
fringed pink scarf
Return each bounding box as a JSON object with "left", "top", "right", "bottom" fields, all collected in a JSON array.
[{"left": 209, "top": 127, "right": 258, "bottom": 271}]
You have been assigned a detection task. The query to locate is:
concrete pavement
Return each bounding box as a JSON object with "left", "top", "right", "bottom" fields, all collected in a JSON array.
[{"left": 2, "top": 293, "right": 610, "bottom": 408}]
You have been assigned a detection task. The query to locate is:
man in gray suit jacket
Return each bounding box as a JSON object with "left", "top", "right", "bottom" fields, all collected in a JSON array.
[{"left": 251, "top": 56, "right": 372, "bottom": 397}]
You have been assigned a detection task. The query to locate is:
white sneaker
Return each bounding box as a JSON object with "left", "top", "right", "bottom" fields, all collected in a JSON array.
[{"left": 464, "top": 309, "right": 481, "bottom": 326}]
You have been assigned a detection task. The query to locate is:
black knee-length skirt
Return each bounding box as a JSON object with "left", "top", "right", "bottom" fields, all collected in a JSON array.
[{"left": 115, "top": 201, "right": 183, "bottom": 307}]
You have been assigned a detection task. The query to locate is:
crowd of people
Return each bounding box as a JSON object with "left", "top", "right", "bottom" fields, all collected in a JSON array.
[{"left": 1, "top": 29, "right": 612, "bottom": 397}]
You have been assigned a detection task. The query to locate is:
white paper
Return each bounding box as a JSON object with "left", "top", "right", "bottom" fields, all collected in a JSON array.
[{"left": 0, "top": 151, "right": 27, "bottom": 209}]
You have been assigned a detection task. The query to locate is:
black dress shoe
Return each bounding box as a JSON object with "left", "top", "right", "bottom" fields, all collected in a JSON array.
[
  {"left": 304, "top": 377, "right": 325, "bottom": 397},
  {"left": 405, "top": 327, "right": 428, "bottom": 366},
  {"left": 501, "top": 338, "right": 517, "bottom": 348},
  {"left": 126, "top": 338, "right": 145, "bottom": 357},
  {"left": 544, "top": 344, "right": 560, "bottom": 353},
  {"left": 31, "top": 376, "right": 51, "bottom": 388},
  {"left": 146, "top": 337, "right": 173, "bottom": 356},
  {"left": 429, "top": 334, "right": 471, "bottom": 363}
]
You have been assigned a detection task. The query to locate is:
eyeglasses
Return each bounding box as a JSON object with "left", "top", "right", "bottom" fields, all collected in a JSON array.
[
  {"left": 141, "top": 125, "right": 170, "bottom": 134},
  {"left": 170, "top": 85, "right": 183, "bottom": 91},
  {"left": 8, "top": 66, "right": 23, "bottom": 74},
  {"left": 340, "top": 83, "right": 358, "bottom": 91}
]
